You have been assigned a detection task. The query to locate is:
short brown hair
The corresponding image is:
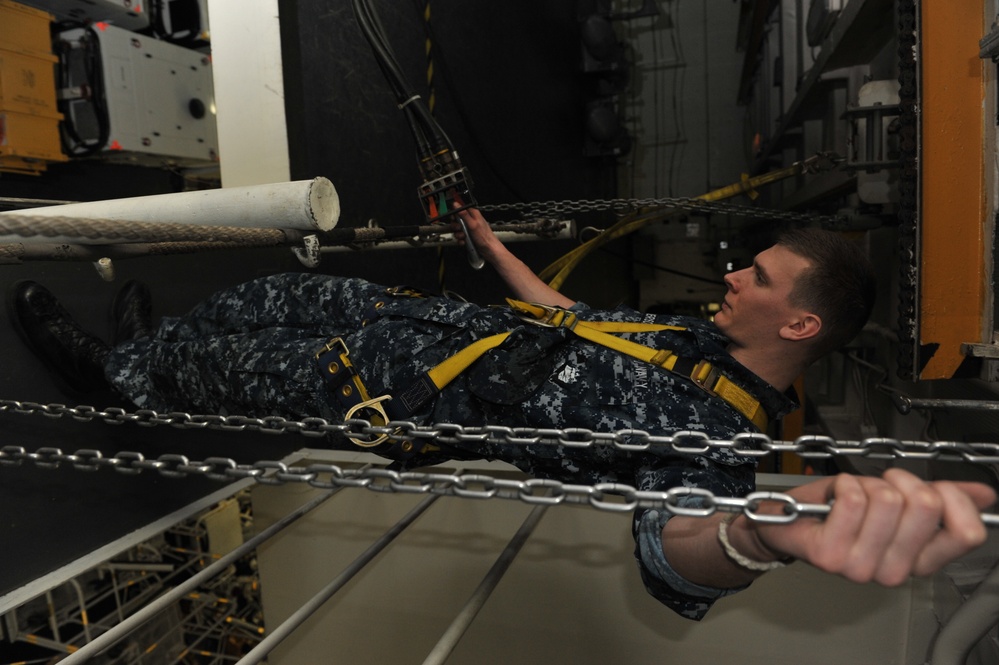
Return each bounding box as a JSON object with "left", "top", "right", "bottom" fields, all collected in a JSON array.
[{"left": 777, "top": 228, "right": 876, "bottom": 360}]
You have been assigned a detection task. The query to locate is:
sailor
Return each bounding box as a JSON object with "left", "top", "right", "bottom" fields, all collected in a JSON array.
[{"left": 9, "top": 209, "right": 995, "bottom": 620}]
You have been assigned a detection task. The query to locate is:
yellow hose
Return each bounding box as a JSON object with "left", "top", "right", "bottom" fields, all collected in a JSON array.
[{"left": 539, "top": 159, "right": 814, "bottom": 291}]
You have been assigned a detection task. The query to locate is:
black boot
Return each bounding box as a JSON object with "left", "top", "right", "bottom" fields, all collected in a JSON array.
[
  {"left": 109, "top": 279, "right": 153, "bottom": 345},
  {"left": 7, "top": 280, "right": 111, "bottom": 395}
]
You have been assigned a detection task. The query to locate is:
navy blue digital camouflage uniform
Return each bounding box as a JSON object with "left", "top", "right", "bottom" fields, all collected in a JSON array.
[{"left": 106, "top": 273, "right": 798, "bottom": 620}]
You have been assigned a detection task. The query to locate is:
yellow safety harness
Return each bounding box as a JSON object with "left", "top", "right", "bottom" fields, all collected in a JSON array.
[{"left": 316, "top": 299, "right": 768, "bottom": 458}]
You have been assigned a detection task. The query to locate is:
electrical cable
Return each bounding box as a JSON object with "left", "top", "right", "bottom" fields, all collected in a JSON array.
[
  {"left": 406, "top": 0, "right": 529, "bottom": 203},
  {"left": 538, "top": 158, "right": 819, "bottom": 290},
  {"left": 419, "top": 0, "right": 435, "bottom": 114},
  {"left": 354, "top": 0, "right": 451, "bottom": 155},
  {"left": 56, "top": 26, "right": 110, "bottom": 157},
  {"left": 352, "top": 0, "right": 433, "bottom": 158},
  {"left": 351, "top": 0, "right": 477, "bottom": 224},
  {"left": 418, "top": 0, "right": 450, "bottom": 292}
]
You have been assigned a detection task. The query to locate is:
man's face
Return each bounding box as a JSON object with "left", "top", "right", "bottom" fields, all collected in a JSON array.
[{"left": 713, "top": 244, "right": 813, "bottom": 348}]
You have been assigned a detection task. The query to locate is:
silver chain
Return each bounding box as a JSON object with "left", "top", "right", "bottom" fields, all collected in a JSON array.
[
  {"left": 481, "top": 197, "right": 844, "bottom": 227},
  {"left": 4, "top": 400, "right": 999, "bottom": 463},
  {"left": 2, "top": 399, "right": 998, "bottom": 525},
  {"left": 2, "top": 444, "right": 997, "bottom": 526}
]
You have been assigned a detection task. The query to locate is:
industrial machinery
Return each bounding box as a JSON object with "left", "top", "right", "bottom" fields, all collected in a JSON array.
[{"left": 56, "top": 22, "right": 217, "bottom": 166}]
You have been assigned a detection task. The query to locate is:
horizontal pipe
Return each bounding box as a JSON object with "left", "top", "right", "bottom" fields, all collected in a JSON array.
[
  {"left": 423, "top": 505, "right": 548, "bottom": 665},
  {"left": 0, "top": 222, "right": 568, "bottom": 264},
  {"left": 237, "top": 492, "right": 441, "bottom": 665},
  {"left": 0, "top": 178, "right": 339, "bottom": 239},
  {"left": 0, "top": 233, "right": 298, "bottom": 263},
  {"left": 319, "top": 227, "right": 573, "bottom": 254},
  {"left": 892, "top": 395, "right": 999, "bottom": 414}
]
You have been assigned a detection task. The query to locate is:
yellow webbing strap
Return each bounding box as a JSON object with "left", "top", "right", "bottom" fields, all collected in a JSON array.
[
  {"left": 331, "top": 300, "right": 768, "bottom": 435},
  {"left": 506, "top": 300, "right": 769, "bottom": 431},
  {"left": 425, "top": 331, "right": 511, "bottom": 390},
  {"left": 506, "top": 299, "right": 687, "bottom": 367},
  {"left": 417, "top": 304, "right": 684, "bottom": 395},
  {"left": 539, "top": 154, "right": 828, "bottom": 291},
  {"left": 713, "top": 375, "right": 768, "bottom": 431}
]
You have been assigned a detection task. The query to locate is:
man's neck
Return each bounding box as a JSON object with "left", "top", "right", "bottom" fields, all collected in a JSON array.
[{"left": 727, "top": 345, "right": 807, "bottom": 393}]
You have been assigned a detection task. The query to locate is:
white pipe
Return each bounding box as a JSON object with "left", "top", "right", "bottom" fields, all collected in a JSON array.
[
  {"left": 929, "top": 561, "right": 999, "bottom": 664},
  {"left": 1, "top": 178, "right": 339, "bottom": 233}
]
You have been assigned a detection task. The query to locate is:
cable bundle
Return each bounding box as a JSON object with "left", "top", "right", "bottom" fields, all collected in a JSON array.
[
  {"left": 351, "top": 0, "right": 476, "bottom": 223},
  {"left": 55, "top": 26, "right": 111, "bottom": 156}
]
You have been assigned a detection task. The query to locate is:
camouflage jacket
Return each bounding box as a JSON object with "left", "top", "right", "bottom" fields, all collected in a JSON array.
[{"left": 107, "top": 273, "right": 798, "bottom": 620}]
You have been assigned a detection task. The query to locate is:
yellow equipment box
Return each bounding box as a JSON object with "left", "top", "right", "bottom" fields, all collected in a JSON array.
[
  {"left": 0, "top": 0, "right": 54, "bottom": 57},
  {"left": 0, "top": 109, "right": 67, "bottom": 174},
  {"left": 0, "top": 3, "right": 64, "bottom": 174},
  {"left": 0, "top": 48, "right": 60, "bottom": 117}
]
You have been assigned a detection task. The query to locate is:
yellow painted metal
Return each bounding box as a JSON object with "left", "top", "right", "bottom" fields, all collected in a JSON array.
[
  {"left": 0, "top": 0, "right": 54, "bottom": 57},
  {"left": 0, "top": 109, "right": 66, "bottom": 174},
  {"left": 918, "top": 0, "right": 987, "bottom": 378},
  {"left": 780, "top": 376, "right": 806, "bottom": 475},
  {"left": 0, "top": 48, "right": 60, "bottom": 117},
  {"left": 0, "top": 2, "right": 65, "bottom": 175}
]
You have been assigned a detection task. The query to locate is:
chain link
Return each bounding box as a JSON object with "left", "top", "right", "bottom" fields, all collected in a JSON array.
[
  {"left": 481, "top": 196, "right": 845, "bottom": 228},
  {"left": 4, "top": 400, "right": 999, "bottom": 464},
  {"left": 0, "top": 444, "right": 994, "bottom": 525},
  {"left": 2, "top": 399, "right": 999, "bottom": 525}
]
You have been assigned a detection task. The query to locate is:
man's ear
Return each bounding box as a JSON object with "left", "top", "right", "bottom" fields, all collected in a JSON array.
[{"left": 779, "top": 313, "right": 821, "bottom": 342}]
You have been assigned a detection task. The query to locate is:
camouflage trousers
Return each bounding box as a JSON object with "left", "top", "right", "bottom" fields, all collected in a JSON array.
[{"left": 106, "top": 273, "right": 406, "bottom": 420}]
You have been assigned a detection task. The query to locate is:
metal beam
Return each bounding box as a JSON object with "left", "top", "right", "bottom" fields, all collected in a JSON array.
[
  {"left": 236, "top": 492, "right": 442, "bottom": 665},
  {"left": 422, "top": 505, "right": 548, "bottom": 665},
  {"left": 918, "top": 0, "right": 988, "bottom": 378}
]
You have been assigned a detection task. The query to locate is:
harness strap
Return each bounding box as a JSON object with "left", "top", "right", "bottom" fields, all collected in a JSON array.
[
  {"left": 315, "top": 331, "right": 514, "bottom": 458},
  {"left": 316, "top": 337, "right": 397, "bottom": 449},
  {"left": 317, "top": 298, "right": 768, "bottom": 457},
  {"left": 388, "top": 332, "right": 512, "bottom": 420},
  {"left": 506, "top": 300, "right": 768, "bottom": 431}
]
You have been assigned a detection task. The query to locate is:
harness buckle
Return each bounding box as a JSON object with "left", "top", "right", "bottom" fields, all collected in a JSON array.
[
  {"left": 344, "top": 394, "right": 396, "bottom": 448},
  {"left": 510, "top": 301, "right": 576, "bottom": 329},
  {"left": 319, "top": 336, "right": 350, "bottom": 359},
  {"left": 690, "top": 359, "right": 721, "bottom": 396}
]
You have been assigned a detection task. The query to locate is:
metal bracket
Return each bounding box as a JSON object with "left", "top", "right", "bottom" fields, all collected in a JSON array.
[
  {"left": 981, "top": 22, "right": 999, "bottom": 60},
  {"left": 962, "top": 343, "right": 999, "bottom": 382},
  {"left": 93, "top": 257, "right": 115, "bottom": 281},
  {"left": 292, "top": 234, "right": 321, "bottom": 268}
]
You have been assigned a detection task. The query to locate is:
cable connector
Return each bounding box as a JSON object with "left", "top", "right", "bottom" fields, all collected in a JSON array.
[{"left": 417, "top": 150, "right": 476, "bottom": 224}]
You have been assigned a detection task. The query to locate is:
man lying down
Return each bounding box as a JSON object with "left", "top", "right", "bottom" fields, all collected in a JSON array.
[{"left": 9, "top": 208, "right": 995, "bottom": 620}]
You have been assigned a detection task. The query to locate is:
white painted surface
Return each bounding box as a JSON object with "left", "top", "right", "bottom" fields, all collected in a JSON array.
[
  {"left": 206, "top": 0, "right": 291, "bottom": 187},
  {"left": 3, "top": 178, "right": 339, "bottom": 239}
]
